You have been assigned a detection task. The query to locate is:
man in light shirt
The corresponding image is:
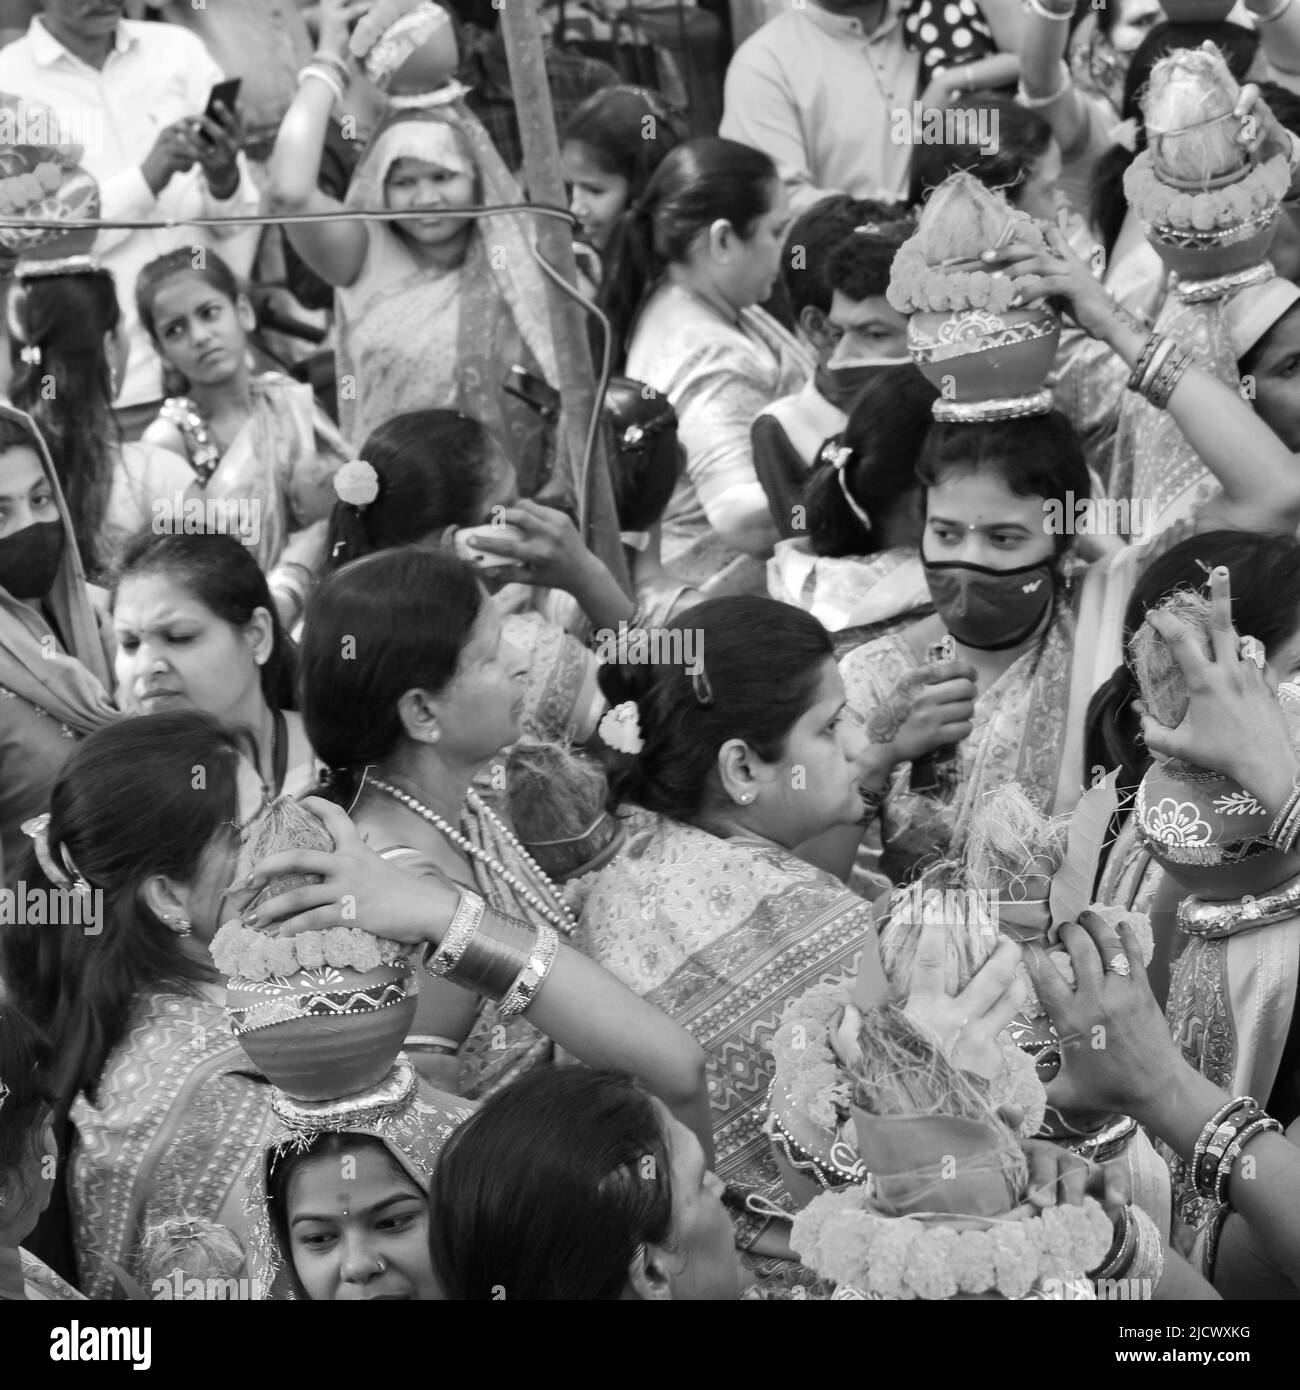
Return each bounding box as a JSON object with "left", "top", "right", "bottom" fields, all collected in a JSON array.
[
  {"left": 720, "top": 0, "right": 919, "bottom": 212},
  {"left": 0, "top": 1, "right": 260, "bottom": 436}
]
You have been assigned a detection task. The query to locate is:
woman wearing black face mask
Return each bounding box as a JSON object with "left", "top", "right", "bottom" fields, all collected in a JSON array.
[
  {"left": 829, "top": 217, "right": 1300, "bottom": 891},
  {"left": 0, "top": 406, "right": 117, "bottom": 886}
]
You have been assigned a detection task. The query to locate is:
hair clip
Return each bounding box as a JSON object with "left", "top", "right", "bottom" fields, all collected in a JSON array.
[
  {"left": 21, "top": 812, "right": 92, "bottom": 896},
  {"left": 691, "top": 663, "right": 715, "bottom": 709},
  {"left": 820, "top": 439, "right": 874, "bottom": 535},
  {"left": 18, "top": 343, "right": 40, "bottom": 366}
]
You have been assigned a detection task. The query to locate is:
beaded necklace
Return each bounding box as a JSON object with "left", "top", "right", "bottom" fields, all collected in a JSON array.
[{"left": 367, "top": 777, "right": 577, "bottom": 935}]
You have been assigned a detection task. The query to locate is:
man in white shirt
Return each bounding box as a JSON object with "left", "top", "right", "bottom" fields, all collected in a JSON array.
[
  {"left": 720, "top": 0, "right": 919, "bottom": 212},
  {"left": 0, "top": 1, "right": 261, "bottom": 434}
]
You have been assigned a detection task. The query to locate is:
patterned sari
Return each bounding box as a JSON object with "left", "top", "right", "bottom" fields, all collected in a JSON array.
[
  {"left": 577, "top": 812, "right": 876, "bottom": 1276},
  {"left": 69, "top": 984, "right": 275, "bottom": 1300},
  {"left": 152, "top": 374, "right": 349, "bottom": 584},
  {"left": 1164, "top": 880, "right": 1300, "bottom": 1267},
  {"left": 369, "top": 789, "right": 579, "bottom": 1102}
]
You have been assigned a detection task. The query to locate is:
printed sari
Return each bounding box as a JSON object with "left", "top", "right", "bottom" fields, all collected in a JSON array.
[
  {"left": 336, "top": 102, "right": 558, "bottom": 468},
  {"left": 149, "top": 373, "right": 349, "bottom": 591},
  {"left": 69, "top": 984, "right": 275, "bottom": 1300},
  {"left": 1164, "top": 880, "right": 1300, "bottom": 1273},
  {"left": 368, "top": 789, "right": 580, "bottom": 1103},
  {"left": 578, "top": 812, "right": 876, "bottom": 1283}
]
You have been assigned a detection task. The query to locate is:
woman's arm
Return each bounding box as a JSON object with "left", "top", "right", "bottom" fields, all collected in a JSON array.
[
  {"left": 268, "top": 0, "right": 369, "bottom": 289},
  {"left": 999, "top": 230, "right": 1300, "bottom": 534},
  {"left": 1030, "top": 911, "right": 1300, "bottom": 1288},
  {"left": 236, "top": 799, "right": 716, "bottom": 1161},
  {"left": 1017, "top": 0, "right": 1092, "bottom": 157}
]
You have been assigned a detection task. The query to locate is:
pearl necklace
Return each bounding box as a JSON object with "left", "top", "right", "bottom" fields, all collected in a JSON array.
[{"left": 366, "top": 778, "right": 577, "bottom": 935}]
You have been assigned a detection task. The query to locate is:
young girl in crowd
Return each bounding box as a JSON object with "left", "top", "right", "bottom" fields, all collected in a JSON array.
[
  {"left": 0, "top": 712, "right": 275, "bottom": 1297},
  {"left": 270, "top": 0, "right": 559, "bottom": 477},
  {"left": 136, "top": 248, "right": 350, "bottom": 632},
  {"left": 111, "top": 532, "right": 313, "bottom": 798},
  {"left": 599, "top": 138, "right": 814, "bottom": 596},
  {"left": 561, "top": 86, "right": 687, "bottom": 263}
]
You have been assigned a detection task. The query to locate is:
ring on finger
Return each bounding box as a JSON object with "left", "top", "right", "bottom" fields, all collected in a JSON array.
[
  {"left": 1104, "top": 951, "right": 1131, "bottom": 977},
  {"left": 1239, "top": 634, "right": 1266, "bottom": 670}
]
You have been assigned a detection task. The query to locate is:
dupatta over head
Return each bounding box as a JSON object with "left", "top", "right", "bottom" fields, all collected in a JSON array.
[
  {"left": 245, "top": 1060, "right": 473, "bottom": 1299},
  {"left": 0, "top": 403, "right": 116, "bottom": 727},
  {"left": 337, "top": 100, "right": 559, "bottom": 463}
]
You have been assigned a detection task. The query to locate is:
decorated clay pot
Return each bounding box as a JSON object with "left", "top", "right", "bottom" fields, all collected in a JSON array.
[
  {"left": 908, "top": 305, "right": 1060, "bottom": 413},
  {"left": 227, "top": 961, "right": 418, "bottom": 1102},
  {"left": 1133, "top": 759, "right": 1300, "bottom": 898},
  {"left": 1145, "top": 209, "right": 1279, "bottom": 282},
  {"left": 362, "top": 2, "right": 459, "bottom": 96}
]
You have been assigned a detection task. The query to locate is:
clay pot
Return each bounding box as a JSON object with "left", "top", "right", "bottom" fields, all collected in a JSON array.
[
  {"left": 366, "top": 4, "right": 460, "bottom": 96},
  {"left": 227, "top": 961, "right": 418, "bottom": 1102},
  {"left": 1145, "top": 209, "right": 1279, "bottom": 282},
  {"left": 1157, "top": 0, "right": 1234, "bottom": 22},
  {"left": 908, "top": 305, "right": 1060, "bottom": 405}
]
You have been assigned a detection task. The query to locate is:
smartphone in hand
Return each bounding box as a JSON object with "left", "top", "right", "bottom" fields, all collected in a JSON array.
[{"left": 199, "top": 77, "right": 242, "bottom": 142}]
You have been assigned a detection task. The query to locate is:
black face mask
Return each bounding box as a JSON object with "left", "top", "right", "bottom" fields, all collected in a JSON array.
[
  {"left": 923, "top": 555, "right": 1056, "bottom": 651},
  {"left": 0, "top": 520, "right": 65, "bottom": 601}
]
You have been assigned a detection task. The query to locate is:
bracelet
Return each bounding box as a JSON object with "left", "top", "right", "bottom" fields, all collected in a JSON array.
[
  {"left": 423, "top": 890, "right": 486, "bottom": 980},
  {"left": 1146, "top": 346, "right": 1192, "bottom": 409},
  {"left": 1127, "top": 1204, "right": 1165, "bottom": 1290},
  {"left": 1018, "top": 61, "right": 1071, "bottom": 107},
  {"left": 1195, "top": 1102, "right": 1268, "bottom": 1197},
  {"left": 1273, "top": 793, "right": 1300, "bottom": 854},
  {"left": 497, "top": 923, "right": 560, "bottom": 1021},
  {"left": 312, "top": 49, "right": 353, "bottom": 84},
  {"left": 404, "top": 1034, "right": 462, "bottom": 1056},
  {"left": 297, "top": 64, "right": 345, "bottom": 105},
  {"left": 1266, "top": 770, "right": 1300, "bottom": 844},
  {"left": 1192, "top": 1096, "right": 1253, "bottom": 1176},
  {"left": 1023, "top": 0, "right": 1074, "bottom": 18},
  {"left": 1088, "top": 1205, "right": 1135, "bottom": 1280},
  {"left": 445, "top": 910, "right": 537, "bottom": 1000},
  {"left": 1136, "top": 337, "right": 1177, "bottom": 397},
  {"left": 1126, "top": 332, "right": 1164, "bottom": 392},
  {"left": 1216, "top": 1114, "right": 1284, "bottom": 1205},
  {"left": 1255, "top": 0, "right": 1293, "bottom": 21}
]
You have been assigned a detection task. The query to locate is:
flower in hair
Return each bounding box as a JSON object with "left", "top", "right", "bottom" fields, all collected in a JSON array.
[
  {"left": 822, "top": 442, "right": 853, "bottom": 473},
  {"left": 598, "top": 700, "right": 645, "bottom": 755},
  {"left": 18, "top": 344, "right": 40, "bottom": 366},
  {"left": 333, "top": 459, "right": 380, "bottom": 509}
]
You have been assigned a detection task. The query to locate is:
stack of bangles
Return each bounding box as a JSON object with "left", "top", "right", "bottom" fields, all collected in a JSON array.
[
  {"left": 422, "top": 890, "right": 560, "bottom": 1022},
  {"left": 1266, "top": 770, "right": 1300, "bottom": 852},
  {"left": 1127, "top": 332, "right": 1193, "bottom": 410},
  {"left": 1192, "top": 1096, "right": 1284, "bottom": 1207},
  {"left": 1087, "top": 1204, "right": 1165, "bottom": 1288},
  {"left": 298, "top": 49, "right": 352, "bottom": 105}
]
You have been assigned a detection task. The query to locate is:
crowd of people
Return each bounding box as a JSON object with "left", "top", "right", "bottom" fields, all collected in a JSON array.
[{"left": 5, "top": 0, "right": 1300, "bottom": 1306}]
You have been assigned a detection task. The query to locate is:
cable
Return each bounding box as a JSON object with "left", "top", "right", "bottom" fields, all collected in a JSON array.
[
  {"left": 528, "top": 243, "right": 614, "bottom": 538},
  {"left": 0, "top": 200, "right": 578, "bottom": 235}
]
